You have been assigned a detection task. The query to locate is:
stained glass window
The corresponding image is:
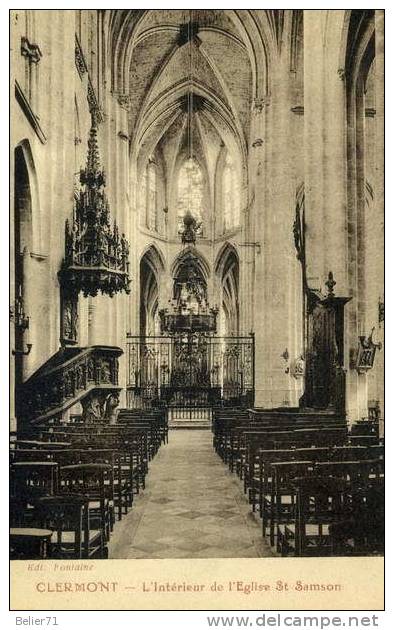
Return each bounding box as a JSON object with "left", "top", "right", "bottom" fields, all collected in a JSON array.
[
  {"left": 139, "top": 160, "right": 158, "bottom": 231},
  {"left": 139, "top": 167, "right": 147, "bottom": 218},
  {"left": 147, "top": 161, "right": 157, "bottom": 231},
  {"left": 177, "top": 158, "right": 204, "bottom": 235},
  {"left": 223, "top": 154, "right": 240, "bottom": 230}
]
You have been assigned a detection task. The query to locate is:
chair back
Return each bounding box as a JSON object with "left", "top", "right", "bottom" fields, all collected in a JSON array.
[
  {"left": 10, "top": 462, "right": 59, "bottom": 503},
  {"left": 35, "top": 494, "right": 89, "bottom": 559}
]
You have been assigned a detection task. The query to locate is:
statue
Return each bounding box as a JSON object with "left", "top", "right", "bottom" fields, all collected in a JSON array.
[
  {"left": 121, "top": 233, "right": 129, "bottom": 270},
  {"left": 104, "top": 392, "right": 120, "bottom": 425},
  {"left": 62, "top": 292, "right": 78, "bottom": 342},
  {"left": 81, "top": 393, "right": 104, "bottom": 424},
  {"left": 291, "top": 355, "right": 305, "bottom": 379}
]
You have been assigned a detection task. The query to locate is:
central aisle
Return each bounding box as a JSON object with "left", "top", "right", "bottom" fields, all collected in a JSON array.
[{"left": 109, "top": 429, "right": 274, "bottom": 558}]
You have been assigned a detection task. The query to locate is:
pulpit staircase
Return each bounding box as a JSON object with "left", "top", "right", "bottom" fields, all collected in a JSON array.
[{"left": 16, "top": 345, "right": 123, "bottom": 434}]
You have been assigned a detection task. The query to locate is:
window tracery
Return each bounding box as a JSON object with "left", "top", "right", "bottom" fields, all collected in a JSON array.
[
  {"left": 139, "top": 159, "right": 158, "bottom": 232},
  {"left": 177, "top": 158, "right": 204, "bottom": 236},
  {"left": 147, "top": 161, "right": 157, "bottom": 231},
  {"left": 223, "top": 153, "right": 240, "bottom": 231}
]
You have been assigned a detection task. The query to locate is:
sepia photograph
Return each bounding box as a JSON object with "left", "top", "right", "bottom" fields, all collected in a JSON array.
[{"left": 9, "top": 7, "right": 384, "bottom": 610}]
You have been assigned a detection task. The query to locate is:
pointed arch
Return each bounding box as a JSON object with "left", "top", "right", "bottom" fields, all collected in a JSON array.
[
  {"left": 140, "top": 243, "right": 166, "bottom": 277},
  {"left": 214, "top": 241, "right": 239, "bottom": 277},
  {"left": 215, "top": 242, "right": 240, "bottom": 335},
  {"left": 171, "top": 246, "right": 210, "bottom": 282},
  {"left": 139, "top": 244, "right": 165, "bottom": 337},
  {"left": 338, "top": 9, "right": 375, "bottom": 90},
  {"left": 13, "top": 140, "right": 41, "bottom": 388},
  {"left": 14, "top": 139, "right": 41, "bottom": 253}
]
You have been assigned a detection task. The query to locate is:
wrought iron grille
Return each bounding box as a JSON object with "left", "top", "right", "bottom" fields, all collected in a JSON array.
[{"left": 126, "top": 334, "right": 255, "bottom": 409}]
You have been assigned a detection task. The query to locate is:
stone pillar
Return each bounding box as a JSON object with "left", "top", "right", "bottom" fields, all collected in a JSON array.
[
  {"left": 10, "top": 160, "right": 16, "bottom": 428},
  {"left": 343, "top": 13, "right": 382, "bottom": 424},
  {"left": 254, "top": 49, "right": 301, "bottom": 408},
  {"left": 21, "top": 247, "right": 35, "bottom": 380},
  {"left": 303, "top": 11, "right": 325, "bottom": 290},
  {"left": 271, "top": 58, "right": 300, "bottom": 408},
  {"left": 252, "top": 97, "right": 269, "bottom": 406},
  {"left": 128, "top": 154, "right": 140, "bottom": 337},
  {"left": 322, "top": 17, "right": 348, "bottom": 295},
  {"left": 373, "top": 10, "right": 384, "bottom": 416},
  {"left": 244, "top": 100, "right": 264, "bottom": 335}
]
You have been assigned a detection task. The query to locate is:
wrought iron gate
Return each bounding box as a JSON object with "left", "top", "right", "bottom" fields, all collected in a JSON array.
[{"left": 126, "top": 333, "right": 255, "bottom": 410}]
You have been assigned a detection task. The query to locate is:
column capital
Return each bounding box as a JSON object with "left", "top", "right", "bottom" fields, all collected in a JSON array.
[
  {"left": 252, "top": 96, "right": 270, "bottom": 115},
  {"left": 21, "top": 36, "right": 42, "bottom": 64}
]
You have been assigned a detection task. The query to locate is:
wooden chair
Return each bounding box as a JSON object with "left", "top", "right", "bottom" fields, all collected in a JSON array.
[
  {"left": 329, "top": 479, "right": 384, "bottom": 554},
  {"left": 76, "top": 449, "right": 132, "bottom": 521},
  {"left": 35, "top": 495, "right": 106, "bottom": 559},
  {"left": 315, "top": 459, "right": 384, "bottom": 486},
  {"left": 367, "top": 444, "right": 384, "bottom": 460},
  {"left": 258, "top": 446, "right": 370, "bottom": 526},
  {"left": 121, "top": 429, "right": 148, "bottom": 492},
  {"left": 10, "top": 461, "right": 59, "bottom": 523},
  {"left": 270, "top": 460, "right": 315, "bottom": 549},
  {"left": 60, "top": 463, "right": 114, "bottom": 543},
  {"left": 290, "top": 476, "right": 350, "bottom": 557},
  {"left": 282, "top": 469, "right": 384, "bottom": 557},
  {"left": 349, "top": 434, "right": 379, "bottom": 447},
  {"left": 71, "top": 431, "right": 138, "bottom": 502},
  {"left": 10, "top": 448, "right": 57, "bottom": 464},
  {"left": 257, "top": 449, "right": 305, "bottom": 534},
  {"left": 12, "top": 440, "right": 71, "bottom": 450},
  {"left": 351, "top": 420, "right": 379, "bottom": 437},
  {"left": 10, "top": 528, "right": 53, "bottom": 560}
]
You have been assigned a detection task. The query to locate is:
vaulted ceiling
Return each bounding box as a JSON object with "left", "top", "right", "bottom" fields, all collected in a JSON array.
[
  {"left": 108, "top": 10, "right": 260, "bottom": 185},
  {"left": 106, "top": 10, "right": 304, "bottom": 196}
]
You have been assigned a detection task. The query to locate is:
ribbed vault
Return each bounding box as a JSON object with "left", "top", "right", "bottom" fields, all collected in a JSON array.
[{"left": 105, "top": 9, "right": 277, "bottom": 197}]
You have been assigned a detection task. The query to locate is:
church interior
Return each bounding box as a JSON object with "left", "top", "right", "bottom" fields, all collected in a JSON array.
[{"left": 10, "top": 9, "right": 384, "bottom": 559}]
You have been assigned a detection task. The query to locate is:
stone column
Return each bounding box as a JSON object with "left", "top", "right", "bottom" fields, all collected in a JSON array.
[
  {"left": 113, "top": 99, "right": 132, "bottom": 406},
  {"left": 254, "top": 48, "right": 301, "bottom": 408},
  {"left": 21, "top": 247, "right": 34, "bottom": 380},
  {"left": 251, "top": 97, "right": 269, "bottom": 406},
  {"left": 270, "top": 57, "right": 300, "bottom": 408},
  {"left": 303, "top": 11, "right": 325, "bottom": 290},
  {"left": 244, "top": 100, "right": 264, "bottom": 335},
  {"left": 373, "top": 10, "right": 384, "bottom": 415},
  {"left": 128, "top": 154, "right": 140, "bottom": 336},
  {"left": 10, "top": 154, "right": 16, "bottom": 429},
  {"left": 322, "top": 14, "right": 348, "bottom": 295}
]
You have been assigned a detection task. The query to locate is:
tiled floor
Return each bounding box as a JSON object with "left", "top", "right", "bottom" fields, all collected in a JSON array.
[{"left": 109, "top": 430, "right": 275, "bottom": 559}]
